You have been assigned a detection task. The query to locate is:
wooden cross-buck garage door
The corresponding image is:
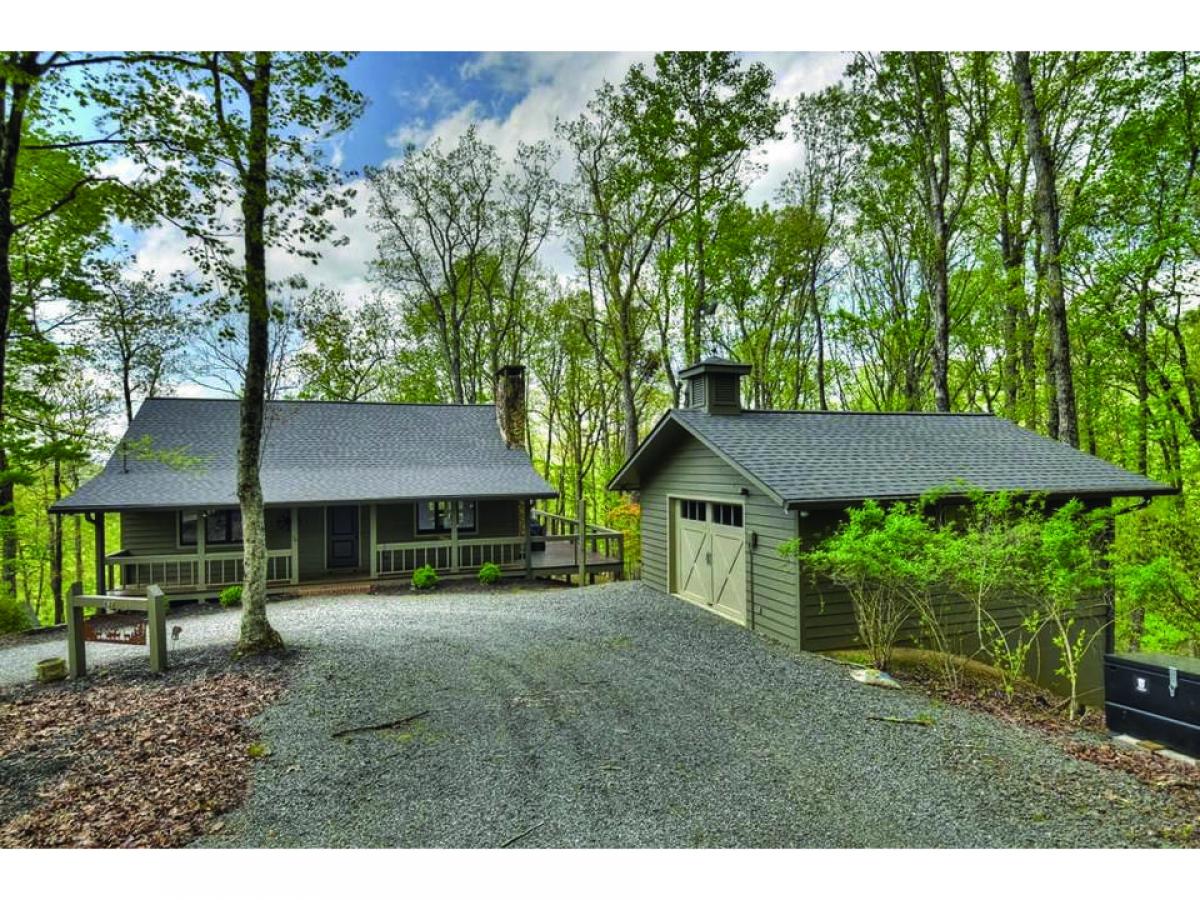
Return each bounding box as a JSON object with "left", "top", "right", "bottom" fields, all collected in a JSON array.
[{"left": 673, "top": 499, "right": 746, "bottom": 624}]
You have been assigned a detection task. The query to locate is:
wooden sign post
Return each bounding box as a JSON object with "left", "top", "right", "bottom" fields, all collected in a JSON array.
[{"left": 67, "top": 582, "right": 168, "bottom": 678}]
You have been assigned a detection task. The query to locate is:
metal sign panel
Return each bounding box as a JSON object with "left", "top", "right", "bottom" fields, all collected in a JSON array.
[{"left": 82, "top": 612, "right": 148, "bottom": 646}]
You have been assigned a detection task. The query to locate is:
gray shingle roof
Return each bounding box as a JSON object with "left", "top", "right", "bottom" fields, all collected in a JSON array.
[
  {"left": 609, "top": 409, "right": 1176, "bottom": 506},
  {"left": 53, "top": 398, "right": 556, "bottom": 512}
]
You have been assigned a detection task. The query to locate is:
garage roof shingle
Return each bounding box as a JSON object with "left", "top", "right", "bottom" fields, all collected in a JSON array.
[
  {"left": 609, "top": 408, "right": 1175, "bottom": 506},
  {"left": 52, "top": 398, "right": 556, "bottom": 512}
]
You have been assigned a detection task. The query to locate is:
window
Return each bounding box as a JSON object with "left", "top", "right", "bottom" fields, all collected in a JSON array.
[
  {"left": 681, "top": 500, "right": 707, "bottom": 522},
  {"left": 180, "top": 509, "right": 242, "bottom": 546},
  {"left": 713, "top": 503, "right": 743, "bottom": 527},
  {"left": 417, "top": 500, "right": 478, "bottom": 535},
  {"left": 179, "top": 512, "right": 198, "bottom": 546}
]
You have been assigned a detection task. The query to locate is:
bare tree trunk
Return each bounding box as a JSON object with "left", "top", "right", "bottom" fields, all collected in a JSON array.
[
  {"left": 1014, "top": 51, "right": 1078, "bottom": 447},
  {"left": 50, "top": 459, "right": 62, "bottom": 624},
  {"left": 813, "top": 291, "right": 829, "bottom": 411},
  {"left": 235, "top": 52, "right": 282, "bottom": 656},
  {"left": 1000, "top": 228, "right": 1024, "bottom": 421},
  {"left": 0, "top": 64, "right": 31, "bottom": 606},
  {"left": 1045, "top": 343, "right": 1059, "bottom": 440},
  {"left": 621, "top": 368, "right": 638, "bottom": 461},
  {"left": 1135, "top": 288, "right": 1149, "bottom": 474},
  {"left": 122, "top": 363, "right": 134, "bottom": 424},
  {"left": 928, "top": 238, "right": 951, "bottom": 412}
]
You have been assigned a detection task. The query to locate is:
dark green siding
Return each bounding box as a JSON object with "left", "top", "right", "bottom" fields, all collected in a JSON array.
[
  {"left": 121, "top": 507, "right": 290, "bottom": 555},
  {"left": 639, "top": 433, "right": 800, "bottom": 646},
  {"left": 376, "top": 500, "right": 519, "bottom": 544},
  {"left": 120, "top": 510, "right": 189, "bottom": 555}
]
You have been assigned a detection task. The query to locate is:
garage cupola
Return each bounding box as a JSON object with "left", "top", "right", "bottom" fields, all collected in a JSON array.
[{"left": 680, "top": 357, "right": 751, "bottom": 415}]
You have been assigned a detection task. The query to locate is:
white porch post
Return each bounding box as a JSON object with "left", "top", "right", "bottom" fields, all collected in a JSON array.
[
  {"left": 369, "top": 503, "right": 378, "bottom": 578},
  {"left": 449, "top": 501, "right": 459, "bottom": 574},
  {"left": 290, "top": 506, "right": 300, "bottom": 585}
]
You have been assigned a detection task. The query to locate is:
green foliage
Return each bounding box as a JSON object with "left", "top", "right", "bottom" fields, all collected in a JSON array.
[
  {"left": 783, "top": 498, "right": 945, "bottom": 671},
  {"left": 1111, "top": 503, "right": 1200, "bottom": 655},
  {"left": 219, "top": 585, "right": 243, "bottom": 608},
  {"left": 0, "top": 591, "right": 32, "bottom": 634},
  {"left": 787, "top": 489, "right": 1119, "bottom": 714},
  {"left": 477, "top": 562, "right": 502, "bottom": 586},
  {"left": 411, "top": 565, "right": 438, "bottom": 591},
  {"left": 939, "top": 490, "right": 1047, "bottom": 698}
]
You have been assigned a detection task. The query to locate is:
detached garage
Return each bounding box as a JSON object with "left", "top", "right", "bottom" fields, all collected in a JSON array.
[{"left": 608, "top": 357, "right": 1176, "bottom": 697}]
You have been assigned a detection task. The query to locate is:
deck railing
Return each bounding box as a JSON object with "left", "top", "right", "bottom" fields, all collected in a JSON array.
[
  {"left": 533, "top": 509, "right": 625, "bottom": 568},
  {"left": 106, "top": 548, "right": 293, "bottom": 591}
]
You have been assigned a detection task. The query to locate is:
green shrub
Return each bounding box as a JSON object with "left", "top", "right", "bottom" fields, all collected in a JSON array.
[
  {"left": 477, "top": 562, "right": 502, "bottom": 585},
  {"left": 0, "top": 593, "right": 31, "bottom": 635},
  {"left": 781, "top": 498, "right": 945, "bottom": 672},
  {"left": 412, "top": 564, "right": 438, "bottom": 590},
  {"left": 219, "top": 585, "right": 243, "bottom": 608}
]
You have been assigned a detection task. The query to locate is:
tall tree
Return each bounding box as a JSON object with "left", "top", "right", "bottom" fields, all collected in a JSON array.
[
  {"left": 780, "top": 86, "right": 859, "bottom": 409},
  {"left": 100, "top": 51, "right": 363, "bottom": 653},
  {"left": 559, "top": 80, "right": 686, "bottom": 458},
  {"left": 623, "top": 52, "right": 782, "bottom": 361},
  {"left": 1014, "top": 51, "right": 1079, "bottom": 447},
  {"left": 367, "top": 129, "right": 554, "bottom": 404},
  {"left": 92, "top": 266, "right": 193, "bottom": 423},
  {"left": 0, "top": 53, "right": 121, "bottom": 600},
  {"left": 851, "top": 52, "right": 976, "bottom": 412},
  {"left": 294, "top": 289, "right": 399, "bottom": 402}
]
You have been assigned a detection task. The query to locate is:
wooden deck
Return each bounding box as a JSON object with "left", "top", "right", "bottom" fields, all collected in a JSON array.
[{"left": 529, "top": 540, "right": 624, "bottom": 577}]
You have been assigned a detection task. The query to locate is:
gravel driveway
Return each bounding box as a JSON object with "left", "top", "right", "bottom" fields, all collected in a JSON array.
[{"left": 1, "top": 582, "right": 1188, "bottom": 847}]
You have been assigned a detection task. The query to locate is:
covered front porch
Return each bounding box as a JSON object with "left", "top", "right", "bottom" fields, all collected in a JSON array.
[{"left": 96, "top": 503, "right": 624, "bottom": 598}]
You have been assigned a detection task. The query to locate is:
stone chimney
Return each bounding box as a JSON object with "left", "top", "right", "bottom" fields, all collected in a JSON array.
[{"left": 495, "top": 364, "right": 527, "bottom": 450}]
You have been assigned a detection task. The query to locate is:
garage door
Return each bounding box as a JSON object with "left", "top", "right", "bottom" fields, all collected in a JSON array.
[{"left": 673, "top": 499, "right": 746, "bottom": 624}]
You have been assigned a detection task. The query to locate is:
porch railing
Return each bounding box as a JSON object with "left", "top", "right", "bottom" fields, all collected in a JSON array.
[
  {"left": 375, "top": 537, "right": 527, "bottom": 577},
  {"left": 105, "top": 548, "right": 293, "bottom": 591}
]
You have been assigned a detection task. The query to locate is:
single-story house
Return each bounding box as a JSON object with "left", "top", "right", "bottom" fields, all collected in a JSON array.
[
  {"left": 608, "top": 357, "right": 1177, "bottom": 699},
  {"left": 52, "top": 366, "right": 624, "bottom": 597}
]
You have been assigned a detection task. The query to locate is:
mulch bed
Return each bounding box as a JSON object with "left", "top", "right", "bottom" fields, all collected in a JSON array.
[
  {"left": 0, "top": 655, "right": 286, "bottom": 848},
  {"left": 367, "top": 577, "right": 566, "bottom": 597}
]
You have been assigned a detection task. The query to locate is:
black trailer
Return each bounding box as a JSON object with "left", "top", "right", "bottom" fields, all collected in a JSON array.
[{"left": 1105, "top": 652, "right": 1200, "bottom": 757}]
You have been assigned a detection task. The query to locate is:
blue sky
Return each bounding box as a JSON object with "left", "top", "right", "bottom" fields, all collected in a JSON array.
[{"left": 337, "top": 53, "right": 498, "bottom": 171}]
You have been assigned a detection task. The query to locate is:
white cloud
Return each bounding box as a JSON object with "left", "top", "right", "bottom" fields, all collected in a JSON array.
[
  {"left": 744, "top": 51, "right": 850, "bottom": 206},
  {"left": 399, "top": 52, "right": 850, "bottom": 272},
  {"left": 391, "top": 74, "right": 460, "bottom": 113},
  {"left": 412, "top": 52, "right": 653, "bottom": 172}
]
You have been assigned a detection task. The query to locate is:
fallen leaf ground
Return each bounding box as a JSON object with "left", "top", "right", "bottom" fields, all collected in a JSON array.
[{"left": 0, "top": 652, "right": 286, "bottom": 848}]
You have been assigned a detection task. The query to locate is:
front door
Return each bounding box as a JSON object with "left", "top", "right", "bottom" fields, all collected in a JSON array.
[{"left": 327, "top": 505, "right": 359, "bottom": 569}]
